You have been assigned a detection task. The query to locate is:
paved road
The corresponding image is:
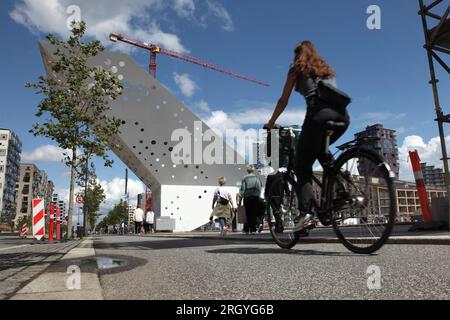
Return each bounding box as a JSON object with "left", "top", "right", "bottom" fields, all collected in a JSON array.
[
  {"left": 0, "top": 235, "right": 80, "bottom": 300},
  {"left": 93, "top": 235, "right": 450, "bottom": 300}
]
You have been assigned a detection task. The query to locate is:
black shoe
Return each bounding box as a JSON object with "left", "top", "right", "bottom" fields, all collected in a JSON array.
[{"left": 274, "top": 219, "right": 284, "bottom": 233}]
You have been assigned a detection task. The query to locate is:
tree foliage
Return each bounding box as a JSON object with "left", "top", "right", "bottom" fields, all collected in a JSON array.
[
  {"left": 96, "top": 201, "right": 129, "bottom": 231},
  {"left": 26, "top": 21, "right": 123, "bottom": 237}
]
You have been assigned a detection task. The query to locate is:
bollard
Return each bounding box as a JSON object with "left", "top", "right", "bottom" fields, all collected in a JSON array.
[
  {"left": 56, "top": 206, "right": 61, "bottom": 241},
  {"left": 49, "top": 203, "right": 55, "bottom": 241},
  {"left": 21, "top": 223, "right": 27, "bottom": 239}
]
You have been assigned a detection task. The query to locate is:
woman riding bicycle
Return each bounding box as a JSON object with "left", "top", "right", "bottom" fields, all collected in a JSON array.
[{"left": 266, "top": 41, "right": 350, "bottom": 232}]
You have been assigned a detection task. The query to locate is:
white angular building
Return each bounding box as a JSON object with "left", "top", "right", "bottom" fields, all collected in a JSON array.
[{"left": 38, "top": 42, "right": 262, "bottom": 232}]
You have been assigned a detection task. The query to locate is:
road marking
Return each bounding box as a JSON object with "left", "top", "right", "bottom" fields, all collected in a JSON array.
[{"left": 0, "top": 244, "right": 30, "bottom": 252}]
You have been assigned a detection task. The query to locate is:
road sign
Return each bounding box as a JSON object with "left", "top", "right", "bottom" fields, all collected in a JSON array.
[
  {"left": 76, "top": 195, "right": 84, "bottom": 204},
  {"left": 32, "top": 198, "right": 45, "bottom": 240}
]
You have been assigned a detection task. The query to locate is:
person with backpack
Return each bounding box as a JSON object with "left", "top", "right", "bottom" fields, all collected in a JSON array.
[
  {"left": 210, "top": 176, "right": 235, "bottom": 236},
  {"left": 237, "top": 165, "right": 263, "bottom": 234}
]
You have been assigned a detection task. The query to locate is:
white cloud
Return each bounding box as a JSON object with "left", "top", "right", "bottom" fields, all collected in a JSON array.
[
  {"left": 173, "top": 72, "right": 199, "bottom": 97},
  {"left": 173, "top": 0, "right": 195, "bottom": 18},
  {"left": 21, "top": 145, "right": 69, "bottom": 163},
  {"left": 10, "top": 0, "right": 189, "bottom": 53},
  {"left": 202, "top": 106, "right": 306, "bottom": 163},
  {"left": 398, "top": 135, "right": 450, "bottom": 181},
  {"left": 195, "top": 99, "right": 210, "bottom": 113},
  {"left": 99, "top": 177, "right": 145, "bottom": 211},
  {"left": 10, "top": 0, "right": 236, "bottom": 54},
  {"left": 206, "top": 0, "right": 234, "bottom": 31}
]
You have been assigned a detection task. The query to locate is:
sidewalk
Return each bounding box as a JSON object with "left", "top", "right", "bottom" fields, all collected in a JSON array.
[
  {"left": 0, "top": 239, "right": 81, "bottom": 300},
  {"left": 141, "top": 224, "right": 450, "bottom": 245},
  {"left": 11, "top": 239, "right": 102, "bottom": 300}
]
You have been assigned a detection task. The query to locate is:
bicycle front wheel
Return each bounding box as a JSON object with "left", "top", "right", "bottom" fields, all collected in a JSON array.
[
  {"left": 267, "top": 173, "right": 301, "bottom": 249},
  {"left": 328, "top": 148, "right": 396, "bottom": 254}
]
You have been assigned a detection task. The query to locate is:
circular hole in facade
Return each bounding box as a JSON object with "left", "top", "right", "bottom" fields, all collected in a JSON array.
[
  {"left": 151, "top": 140, "right": 156, "bottom": 145},
  {"left": 121, "top": 121, "right": 126, "bottom": 125},
  {"left": 184, "top": 165, "right": 188, "bottom": 168},
  {"left": 198, "top": 196, "right": 202, "bottom": 199},
  {"left": 145, "top": 147, "right": 149, "bottom": 150},
  {"left": 195, "top": 165, "right": 199, "bottom": 169},
  {"left": 204, "top": 190, "right": 207, "bottom": 193},
  {"left": 141, "top": 128, "right": 144, "bottom": 132},
  {"left": 168, "top": 147, "right": 173, "bottom": 152},
  {"left": 139, "top": 152, "right": 142, "bottom": 155},
  {"left": 151, "top": 153, "right": 154, "bottom": 156},
  {"left": 164, "top": 142, "right": 168, "bottom": 145},
  {"left": 200, "top": 171, "right": 204, "bottom": 174},
  {"left": 163, "top": 153, "right": 166, "bottom": 156},
  {"left": 132, "top": 146, "right": 136, "bottom": 149},
  {"left": 135, "top": 122, "right": 139, "bottom": 125},
  {"left": 140, "top": 140, "right": 143, "bottom": 144}
]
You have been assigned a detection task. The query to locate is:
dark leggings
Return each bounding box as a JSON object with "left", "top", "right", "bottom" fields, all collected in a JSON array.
[
  {"left": 243, "top": 196, "right": 260, "bottom": 232},
  {"left": 295, "top": 101, "right": 350, "bottom": 212}
]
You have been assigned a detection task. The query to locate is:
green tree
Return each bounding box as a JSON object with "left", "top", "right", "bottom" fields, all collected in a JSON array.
[
  {"left": 77, "top": 162, "right": 105, "bottom": 232},
  {"left": 96, "top": 201, "right": 129, "bottom": 232},
  {"left": 26, "top": 21, "right": 123, "bottom": 238}
]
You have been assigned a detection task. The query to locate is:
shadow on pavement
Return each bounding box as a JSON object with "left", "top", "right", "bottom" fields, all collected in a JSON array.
[{"left": 205, "top": 247, "right": 366, "bottom": 257}]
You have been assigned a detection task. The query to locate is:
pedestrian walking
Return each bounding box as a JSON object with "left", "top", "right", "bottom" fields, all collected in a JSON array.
[
  {"left": 146, "top": 210, "right": 155, "bottom": 233},
  {"left": 134, "top": 207, "right": 144, "bottom": 235},
  {"left": 237, "top": 165, "right": 262, "bottom": 234},
  {"left": 210, "top": 176, "right": 235, "bottom": 236}
]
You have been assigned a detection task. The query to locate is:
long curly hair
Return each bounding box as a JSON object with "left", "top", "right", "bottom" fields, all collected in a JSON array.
[{"left": 293, "top": 41, "right": 335, "bottom": 78}]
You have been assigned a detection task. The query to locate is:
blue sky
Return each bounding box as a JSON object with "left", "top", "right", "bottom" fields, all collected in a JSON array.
[{"left": 0, "top": 0, "right": 449, "bottom": 212}]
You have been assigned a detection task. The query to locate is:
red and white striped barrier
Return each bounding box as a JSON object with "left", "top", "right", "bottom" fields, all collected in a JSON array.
[
  {"left": 33, "top": 198, "right": 45, "bottom": 240},
  {"left": 21, "top": 223, "right": 27, "bottom": 239},
  {"left": 409, "top": 150, "right": 432, "bottom": 223}
]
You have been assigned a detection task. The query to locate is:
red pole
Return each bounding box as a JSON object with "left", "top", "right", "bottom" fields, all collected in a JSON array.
[
  {"left": 49, "top": 203, "right": 54, "bottom": 241},
  {"left": 56, "top": 206, "right": 61, "bottom": 241},
  {"left": 409, "top": 150, "right": 433, "bottom": 223}
]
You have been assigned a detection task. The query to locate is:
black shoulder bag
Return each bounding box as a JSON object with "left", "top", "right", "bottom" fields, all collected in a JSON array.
[{"left": 315, "top": 77, "right": 352, "bottom": 109}]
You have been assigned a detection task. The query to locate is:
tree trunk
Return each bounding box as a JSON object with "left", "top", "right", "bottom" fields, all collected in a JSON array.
[{"left": 67, "top": 148, "right": 77, "bottom": 239}]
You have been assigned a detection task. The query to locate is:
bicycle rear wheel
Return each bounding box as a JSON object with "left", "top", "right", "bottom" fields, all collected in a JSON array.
[
  {"left": 267, "top": 173, "right": 301, "bottom": 249},
  {"left": 328, "top": 148, "right": 396, "bottom": 254}
]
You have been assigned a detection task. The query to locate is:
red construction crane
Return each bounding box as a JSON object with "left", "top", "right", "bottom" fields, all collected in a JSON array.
[{"left": 109, "top": 33, "right": 269, "bottom": 87}]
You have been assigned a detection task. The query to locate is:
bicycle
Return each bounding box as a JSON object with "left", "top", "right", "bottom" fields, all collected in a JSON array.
[{"left": 264, "top": 122, "right": 397, "bottom": 254}]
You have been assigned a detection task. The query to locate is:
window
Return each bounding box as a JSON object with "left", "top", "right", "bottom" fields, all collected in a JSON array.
[
  {"left": 0, "top": 135, "right": 7, "bottom": 140},
  {"left": 0, "top": 165, "right": 4, "bottom": 173}
]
